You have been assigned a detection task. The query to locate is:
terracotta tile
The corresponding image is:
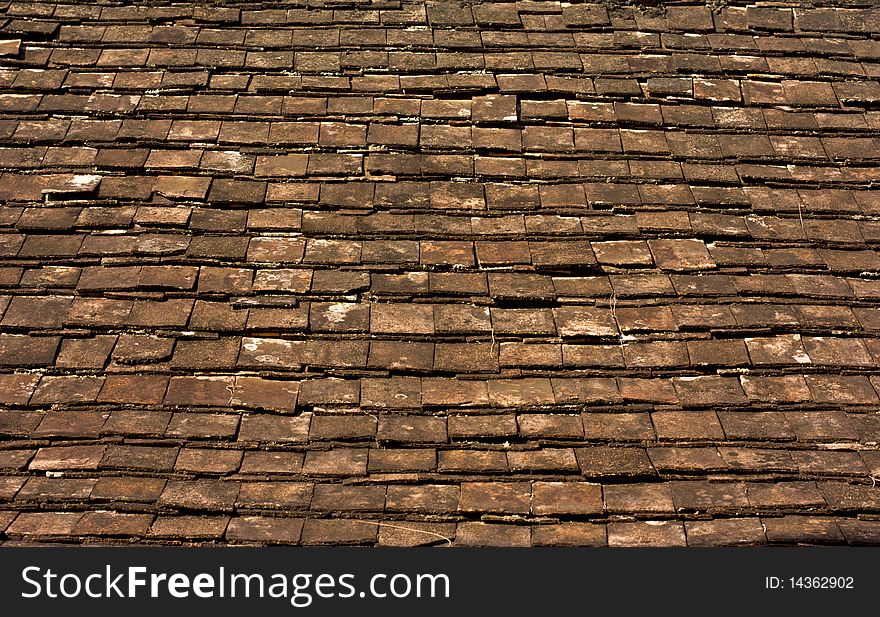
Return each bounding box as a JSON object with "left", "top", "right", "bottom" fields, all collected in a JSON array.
[
  {"left": 608, "top": 521, "right": 686, "bottom": 547},
  {"left": 763, "top": 516, "right": 844, "bottom": 545},
  {"left": 686, "top": 519, "right": 766, "bottom": 546},
  {"left": 2, "top": 2, "right": 878, "bottom": 549},
  {"left": 458, "top": 481, "right": 528, "bottom": 514},
  {"left": 301, "top": 519, "right": 377, "bottom": 545},
  {"left": 456, "top": 522, "right": 530, "bottom": 547},
  {"left": 385, "top": 485, "right": 457, "bottom": 513}
]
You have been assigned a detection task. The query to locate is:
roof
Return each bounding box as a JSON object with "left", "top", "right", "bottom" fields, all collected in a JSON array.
[{"left": 1, "top": 0, "right": 879, "bottom": 546}]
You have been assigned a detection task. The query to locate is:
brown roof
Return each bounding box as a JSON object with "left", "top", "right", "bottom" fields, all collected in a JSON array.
[{"left": 1, "top": 0, "right": 880, "bottom": 546}]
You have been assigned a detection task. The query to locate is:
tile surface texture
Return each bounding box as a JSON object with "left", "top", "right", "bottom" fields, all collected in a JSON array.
[{"left": 0, "top": 0, "right": 879, "bottom": 546}]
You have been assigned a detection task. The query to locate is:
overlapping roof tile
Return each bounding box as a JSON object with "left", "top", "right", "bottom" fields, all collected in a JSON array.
[{"left": 0, "top": 0, "right": 879, "bottom": 546}]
